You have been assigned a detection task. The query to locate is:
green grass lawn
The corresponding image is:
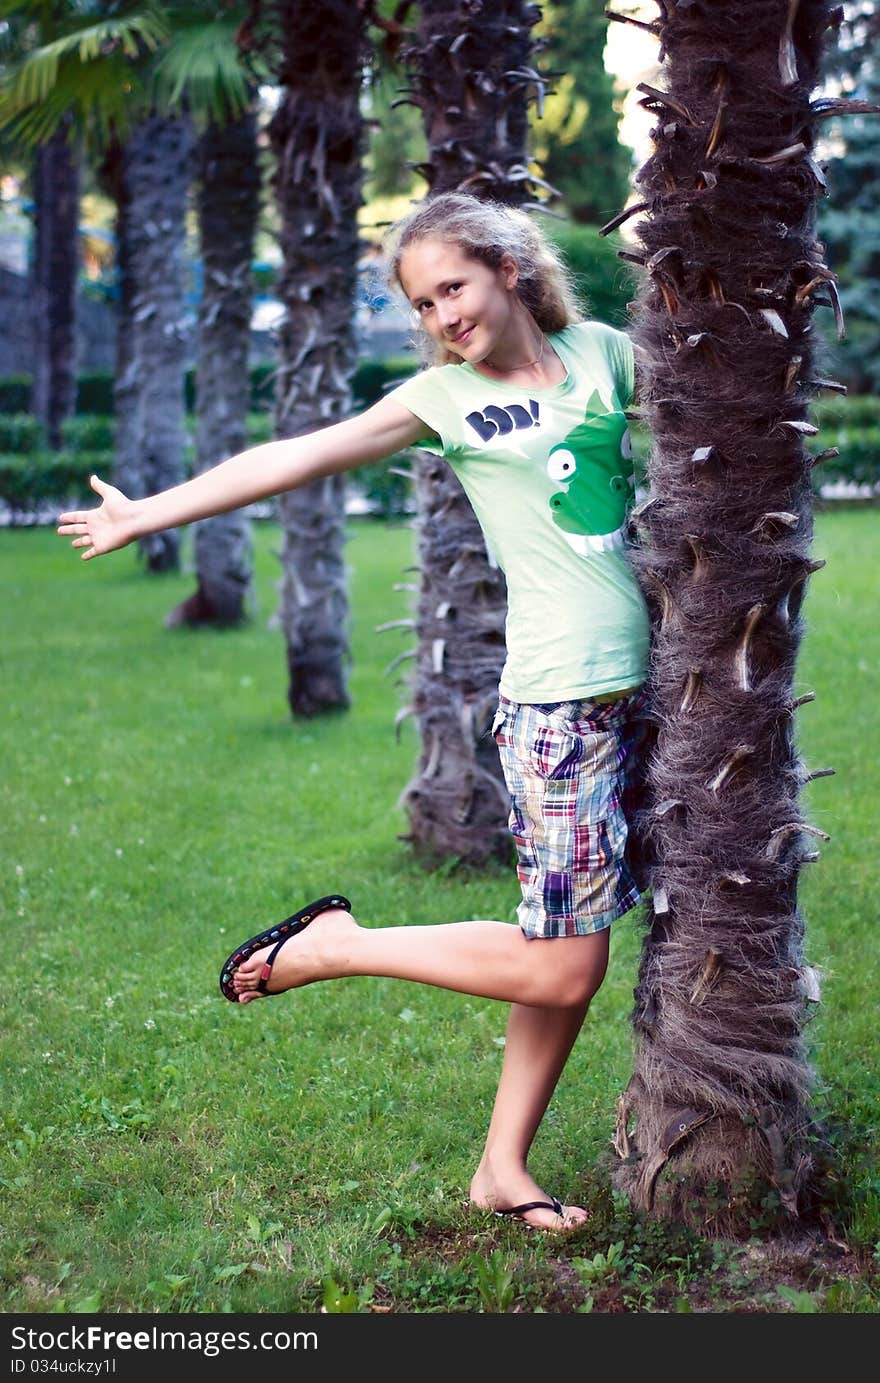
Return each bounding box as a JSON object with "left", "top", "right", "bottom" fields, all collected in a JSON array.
[{"left": 1, "top": 508, "right": 878, "bottom": 1314}]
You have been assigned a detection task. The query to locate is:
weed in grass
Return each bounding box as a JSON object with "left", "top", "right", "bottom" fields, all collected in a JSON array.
[
  {"left": 572, "top": 1240, "right": 627, "bottom": 1284},
  {"left": 145, "top": 1272, "right": 201, "bottom": 1310},
  {"left": 471, "top": 1250, "right": 517, "bottom": 1313},
  {"left": 378, "top": 1252, "right": 478, "bottom": 1312},
  {"left": 322, "top": 1275, "right": 374, "bottom": 1312},
  {"left": 245, "top": 1213, "right": 284, "bottom": 1247},
  {"left": 67, "top": 1292, "right": 103, "bottom": 1313},
  {"left": 777, "top": 1284, "right": 820, "bottom": 1312},
  {"left": 78, "top": 1094, "right": 153, "bottom": 1135},
  {"left": 370, "top": 1203, "right": 424, "bottom": 1241},
  {"left": 822, "top": 1277, "right": 880, "bottom": 1313}
]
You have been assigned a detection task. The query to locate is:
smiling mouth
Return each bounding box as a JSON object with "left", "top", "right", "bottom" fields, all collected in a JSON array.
[{"left": 452, "top": 327, "right": 474, "bottom": 344}]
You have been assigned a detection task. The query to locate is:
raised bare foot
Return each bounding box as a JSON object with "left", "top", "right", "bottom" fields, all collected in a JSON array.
[
  {"left": 469, "top": 1159, "right": 588, "bottom": 1231},
  {"left": 231, "top": 906, "right": 357, "bottom": 1004}
]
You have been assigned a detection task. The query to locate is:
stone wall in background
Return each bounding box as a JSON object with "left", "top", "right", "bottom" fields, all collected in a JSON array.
[
  {"left": 1, "top": 266, "right": 117, "bottom": 376},
  {"left": 0, "top": 268, "right": 37, "bottom": 376}
]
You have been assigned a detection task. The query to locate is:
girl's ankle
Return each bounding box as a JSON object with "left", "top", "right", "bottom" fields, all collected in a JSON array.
[{"left": 473, "top": 1149, "right": 529, "bottom": 1181}]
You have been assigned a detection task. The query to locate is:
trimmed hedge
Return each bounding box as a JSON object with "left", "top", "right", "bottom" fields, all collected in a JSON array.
[
  {"left": 1, "top": 412, "right": 126, "bottom": 453},
  {"left": 814, "top": 426, "right": 880, "bottom": 488},
  {"left": 0, "top": 377, "right": 32, "bottom": 414},
  {"left": 351, "top": 355, "right": 417, "bottom": 407},
  {"left": 245, "top": 413, "right": 273, "bottom": 446},
  {"left": 75, "top": 372, "right": 116, "bottom": 415},
  {"left": 61, "top": 415, "right": 115, "bottom": 452},
  {"left": 0, "top": 414, "right": 44, "bottom": 453},
  {"left": 0, "top": 451, "right": 110, "bottom": 519},
  {"left": 814, "top": 396, "right": 880, "bottom": 430}
]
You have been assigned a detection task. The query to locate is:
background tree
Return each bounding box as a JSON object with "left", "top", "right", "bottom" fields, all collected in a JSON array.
[
  {"left": 29, "top": 109, "right": 79, "bottom": 449},
  {"left": 818, "top": 0, "right": 880, "bottom": 393},
  {"left": 124, "top": 2, "right": 260, "bottom": 581},
  {"left": 0, "top": 1, "right": 183, "bottom": 567},
  {"left": 2, "top": 3, "right": 263, "bottom": 582},
  {"left": 606, "top": 0, "right": 878, "bottom": 1229},
  {"left": 394, "top": 0, "right": 552, "bottom": 864},
  {"left": 530, "top": 0, "right": 632, "bottom": 225},
  {"left": 122, "top": 104, "right": 193, "bottom": 573},
  {"left": 0, "top": 1, "right": 166, "bottom": 450},
  {"left": 164, "top": 105, "right": 261, "bottom": 624},
  {"left": 267, "top": 0, "right": 371, "bottom": 716},
  {"left": 153, "top": 4, "right": 265, "bottom": 622}
]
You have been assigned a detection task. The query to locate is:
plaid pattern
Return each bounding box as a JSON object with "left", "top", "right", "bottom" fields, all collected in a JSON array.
[{"left": 491, "top": 689, "right": 648, "bottom": 939}]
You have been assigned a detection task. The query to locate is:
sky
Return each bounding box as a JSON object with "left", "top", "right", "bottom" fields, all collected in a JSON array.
[{"left": 604, "top": 5, "right": 664, "bottom": 168}]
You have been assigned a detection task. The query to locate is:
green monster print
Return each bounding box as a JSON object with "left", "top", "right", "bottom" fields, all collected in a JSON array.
[{"left": 547, "top": 389, "right": 635, "bottom": 555}]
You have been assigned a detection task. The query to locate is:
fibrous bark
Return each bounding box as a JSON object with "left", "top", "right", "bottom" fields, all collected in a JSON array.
[
  {"left": 125, "top": 112, "right": 194, "bottom": 574},
  {"left": 99, "top": 138, "right": 138, "bottom": 504},
  {"left": 270, "top": 0, "right": 367, "bottom": 716},
  {"left": 166, "top": 110, "right": 260, "bottom": 628},
  {"left": 399, "top": 0, "right": 548, "bottom": 204},
  {"left": 397, "top": 0, "right": 551, "bottom": 864},
  {"left": 606, "top": 0, "right": 876, "bottom": 1231},
  {"left": 31, "top": 118, "right": 79, "bottom": 450}
]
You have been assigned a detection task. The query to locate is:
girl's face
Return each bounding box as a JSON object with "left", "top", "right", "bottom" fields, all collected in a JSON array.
[{"left": 397, "top": 238, "right": 520, "bottom": 362}]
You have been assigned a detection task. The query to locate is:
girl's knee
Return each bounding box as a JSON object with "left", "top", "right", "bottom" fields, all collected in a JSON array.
[
  {"left": 561, "top": 961, "right": 606, "bottom": 1008},
  {"left": 529, "top": 931, "right": 609, "bottom": 1007}
]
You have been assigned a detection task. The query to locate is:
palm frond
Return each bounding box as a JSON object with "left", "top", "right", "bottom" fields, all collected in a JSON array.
[
  {"left": 1, "top": 49, "right": 147, "bottom": 148},
  {"left": 148, "top": 17, "right": 251, "bottom": 125},
  {"left": 0, "top": 10, "right": 169, "bottom": 119}
]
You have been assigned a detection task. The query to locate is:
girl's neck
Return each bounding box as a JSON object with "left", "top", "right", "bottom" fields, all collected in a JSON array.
[{"left": 470, "top": 303, "right": 562, "bottom": 384}]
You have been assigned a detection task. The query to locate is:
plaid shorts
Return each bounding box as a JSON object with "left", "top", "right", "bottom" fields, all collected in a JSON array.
[{"left": 491, "top": 688, "right": 649, "bottom": 939}]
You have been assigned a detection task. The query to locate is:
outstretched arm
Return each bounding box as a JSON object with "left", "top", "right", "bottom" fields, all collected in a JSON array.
[{"left": 57, "top": 395, "right": 432, "bottom": 561}]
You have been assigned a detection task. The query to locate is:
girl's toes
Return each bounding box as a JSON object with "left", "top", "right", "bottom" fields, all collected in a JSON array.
[
  {"left": 233, "top": 948, "right": 270, "bottom": 990},
  {"left": 560, "top": 1204, "right": 589, "bottom": 1227}
]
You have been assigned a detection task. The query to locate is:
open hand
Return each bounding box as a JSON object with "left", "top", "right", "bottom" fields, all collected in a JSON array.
[{"left": 56, "top": 475, "right": 140, "bottom": 560}]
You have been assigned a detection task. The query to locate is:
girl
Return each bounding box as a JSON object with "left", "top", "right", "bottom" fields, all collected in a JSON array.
[{"left": 57, "top": 192, "right": 650, "bottom": 1232}]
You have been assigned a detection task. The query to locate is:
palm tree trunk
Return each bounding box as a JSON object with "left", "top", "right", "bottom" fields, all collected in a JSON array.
[
  {"left": 166, "top": 110, "right": 260, "bottom": 627},
  {"left": 30, "top": 118, "right": 79, "bottom": 450},
  {"left": 609, "top": 0, "right": 850, "bottom": 1231},
  {"left": 124, "top": 112, "right": 194, "bottom": 574},
  {"left": 269, "top": 0, "right": 368, "bottom": 715},
  {"left": 99, "top": 138, "right": 138, "bottom": 501},
  {"left": 399, "top": 0, "right": 549, "bottom": 864}
]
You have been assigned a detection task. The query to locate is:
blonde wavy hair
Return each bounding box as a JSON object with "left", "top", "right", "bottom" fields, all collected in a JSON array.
[{"left": 384, "top": 192, "right": 587, "bottom": 367}]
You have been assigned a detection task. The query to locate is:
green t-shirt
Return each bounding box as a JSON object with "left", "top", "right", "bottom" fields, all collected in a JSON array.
[{"left": 387, "top": 319, "right": 650, "bottom": 702}]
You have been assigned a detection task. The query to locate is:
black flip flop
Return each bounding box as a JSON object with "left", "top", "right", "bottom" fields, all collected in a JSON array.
[
  {"left": 219, "top": 894, "right": 352, "bottom": 1003},
  {"left": 494, "top": 1196, "right": 565, "bottom": 1227}
]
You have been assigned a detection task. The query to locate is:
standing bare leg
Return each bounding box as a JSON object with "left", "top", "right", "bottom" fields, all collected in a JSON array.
[
  {"left": 231, "top": 910, "right": 609, "bottom": 1228},
  {"left": 469, "top": 929, "right": 609, "bottom": 1228}
]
